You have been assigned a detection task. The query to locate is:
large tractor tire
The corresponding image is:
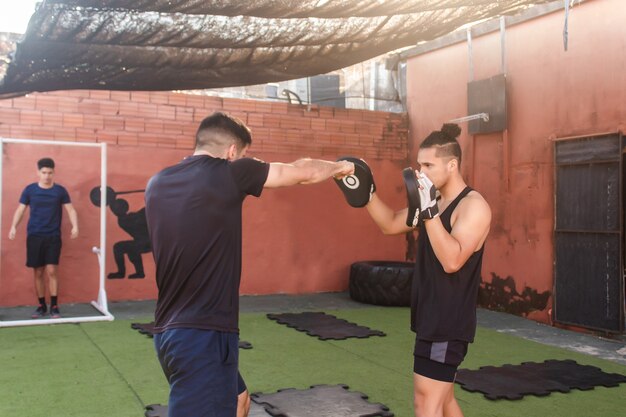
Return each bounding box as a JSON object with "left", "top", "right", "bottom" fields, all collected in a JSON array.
[{"left": 349, "top": 261, "right": 414, "bottom": 306}]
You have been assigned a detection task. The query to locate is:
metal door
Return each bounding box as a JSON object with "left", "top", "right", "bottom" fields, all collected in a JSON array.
[{"left": 554, "top": 134, "right": 624, "bottom": 332}]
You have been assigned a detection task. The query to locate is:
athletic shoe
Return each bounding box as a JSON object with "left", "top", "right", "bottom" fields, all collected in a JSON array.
[
  {"left": 50, "top": 305, "right": 61, "bottom": 319},
  {"left": 31, "top": 305, "right": 47, "bottom": 319}
]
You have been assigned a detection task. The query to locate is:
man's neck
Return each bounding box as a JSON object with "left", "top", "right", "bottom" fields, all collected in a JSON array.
[
  {"left": 38, "top": 181, "right": 54, "bottom": 189},
  {"left": 438, "top": 175, "right": 467, "bottom": 203},
  {"left": 193, "top": 149, "right": 222, "bottom": 158}
]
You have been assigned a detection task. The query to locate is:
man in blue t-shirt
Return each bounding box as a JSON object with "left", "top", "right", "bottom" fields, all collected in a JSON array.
[
  {"left": 8, "top": 157, "right": 79, "bottom": 319},
  {"left": 145, "top": 112, "right": 354, "bottom": 417}
]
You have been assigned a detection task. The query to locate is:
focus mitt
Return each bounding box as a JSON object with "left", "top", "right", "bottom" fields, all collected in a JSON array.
[
  {"left": 402, "top": 167, "right": 421, "bottom": 227},
  {"left": 334, "top": 157, "right": 376, "bottom": 208}
]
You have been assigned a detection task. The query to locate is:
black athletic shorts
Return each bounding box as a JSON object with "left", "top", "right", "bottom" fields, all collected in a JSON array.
[
  {"left": 413, "top": 338, "right": 469, "bottom": 383},
  {"left": 26, "top": 235, "right": 62, "bottom": 268}
]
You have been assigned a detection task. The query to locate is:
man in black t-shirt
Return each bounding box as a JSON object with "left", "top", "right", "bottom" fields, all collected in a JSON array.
[
  {"left": 360, "top": 124, "right": 491, "bottom": 417},
  {"left": 145, "top": 112, "right": 353, "bottom": 417}
]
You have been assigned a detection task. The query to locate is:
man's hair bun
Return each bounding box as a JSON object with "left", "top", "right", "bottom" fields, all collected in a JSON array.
[{"left": 440, "top": 123, "right": 461, "bottom": 140}]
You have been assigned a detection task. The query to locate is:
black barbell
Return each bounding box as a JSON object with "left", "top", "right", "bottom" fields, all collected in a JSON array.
[{"left": 89, "top": 186, "right": 145, "bottom": 207}]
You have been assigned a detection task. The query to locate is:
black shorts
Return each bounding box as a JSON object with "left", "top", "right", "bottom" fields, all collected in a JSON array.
[
  {"left": 26, "top": 235, "right": 62, "bottom": 268},
  {"left": 413, "top": 338, "right": 468, "bottom": 383}
]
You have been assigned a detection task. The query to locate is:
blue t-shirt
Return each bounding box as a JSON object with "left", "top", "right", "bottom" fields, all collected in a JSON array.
[{"left": 19, "top": 183, "right": 71, "bottom": 237}]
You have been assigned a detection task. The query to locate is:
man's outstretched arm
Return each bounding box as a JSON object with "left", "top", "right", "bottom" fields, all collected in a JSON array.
[{"left": 264, "top": 158, "right": 354, "bottom": 188}]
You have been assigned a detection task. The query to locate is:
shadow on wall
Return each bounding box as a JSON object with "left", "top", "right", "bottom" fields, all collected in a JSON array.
[{"left": 478, "top": 273, "right": 551, "bottom": 317}]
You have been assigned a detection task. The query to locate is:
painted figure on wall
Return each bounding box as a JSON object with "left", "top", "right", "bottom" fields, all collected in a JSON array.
[{"left": 90, "top": 186, "right": 151, "bottom": 279}]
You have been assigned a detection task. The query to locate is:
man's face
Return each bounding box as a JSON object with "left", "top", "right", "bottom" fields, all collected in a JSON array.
[
  {"left": 38, "top": 167, "right": 54, "bottom": 185},
  {"left": 416, "top": 147, "right": 453, "bottom": 189}
]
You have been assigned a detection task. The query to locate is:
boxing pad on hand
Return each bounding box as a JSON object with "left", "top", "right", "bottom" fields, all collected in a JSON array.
[
  {"left": 417, "top": 172, "right": 439, "bottom": 220},
  {"left": 334, "top": 157, "right": 376, "bottom": 208},
  {"left": 402, "top": 167, "right": 421, "bottom": 227}
]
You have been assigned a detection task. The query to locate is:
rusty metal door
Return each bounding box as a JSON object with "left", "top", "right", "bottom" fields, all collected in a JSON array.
[{"left": 554, "top": 134, "right": 624, "bottom": 332}]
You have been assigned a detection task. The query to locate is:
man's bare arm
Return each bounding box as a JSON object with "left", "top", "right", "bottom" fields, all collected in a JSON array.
[
  {"left": 64, "top": 203, "right": 79, "bottom": 239},
  {"left": 365, "top": 194, "right": 414, "bottom": 235},
  {"left": 423, "top": 194, "right": 491, "bottom": 273},
  {"left": 8, "top": 204, "right": 27, "bottom": 240},
  {"left": 264, "top": 158, "right": 354, "bottom": 188}
]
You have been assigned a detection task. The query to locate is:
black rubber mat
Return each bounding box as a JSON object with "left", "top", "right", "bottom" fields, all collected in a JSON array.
[
  {"left": 145, "top": 401, "right": 272, "bottom": 417},
  {"left": 456, "top": 359, "right": 626, "bottom": 400},
  {"left": 266, "top": 312, "right": 385, "bottom": 340},
  {"left": 131, "top": 322, "right": 253, "bottom": 349},
  {"left": 251, "top": 384, "right": 393, "bottom": 417},
  {"left": 130, "top": 322, "right": 157, "bottom": 337}
]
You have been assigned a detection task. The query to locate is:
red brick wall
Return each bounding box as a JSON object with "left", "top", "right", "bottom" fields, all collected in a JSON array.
[
  {"left": 0, "top": 91, "right": 407, "bottom": 159},
  {"left": 0, "top": 90, "right": 409, "bottom": 307}
]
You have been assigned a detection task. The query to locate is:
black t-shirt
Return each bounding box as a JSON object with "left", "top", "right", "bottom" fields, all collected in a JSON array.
[
  {"left": 410, "top": 187, "right": 484, "bottom": 343},
  {"left": 145, "top": 155, "right": 270, "bottom": 333}
]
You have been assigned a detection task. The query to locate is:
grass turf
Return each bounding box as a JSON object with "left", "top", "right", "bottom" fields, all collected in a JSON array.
[{"left": 0, "top": 307, "right": 624, "bottom": 416}]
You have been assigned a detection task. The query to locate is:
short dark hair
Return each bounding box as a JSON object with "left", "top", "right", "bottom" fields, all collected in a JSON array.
[
  {"left": 195, "top": 112, "right": 252, "bottom": 151},
  {"left": 419, "top": 123, "right": 462, "bottom": 166},
  {"left": 37, "top": 158, "right": 55, "bottom": 170}
]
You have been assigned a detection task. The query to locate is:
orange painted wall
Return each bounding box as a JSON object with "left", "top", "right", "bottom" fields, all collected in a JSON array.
[
  {"left": 0, "top": 91, "right": 409, "bottom": 307},
  {"left": 405, "top": 0, "right": 626, "bottom": 324}
]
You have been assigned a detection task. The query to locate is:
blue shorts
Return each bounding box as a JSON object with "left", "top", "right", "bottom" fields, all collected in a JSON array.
[{"left": 154, "top": 328, "right": 246, "bottom": 417}]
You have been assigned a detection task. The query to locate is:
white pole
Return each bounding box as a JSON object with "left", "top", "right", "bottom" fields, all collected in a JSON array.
[
  {"left": 1, "top": 138, "right": 103, "bottom": 148},
  {"left": 0, "top": 139, "right": 4, "bottom": 284},
  {"left": 0, "top": 314, "right": 114, "bottom": 328},
  {"left": 98, "top": 143, "right": 109, "bottom": 313}
]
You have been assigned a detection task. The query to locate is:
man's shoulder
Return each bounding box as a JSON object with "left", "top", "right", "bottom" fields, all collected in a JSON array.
[
  {"left": 229, "top": 157, "right": 270, "bottom": 177},
  {"left": 230, "top": 157, "right": 268, "bottom": 168},
  {"left": 459, "top": 189, "right": 491, "bottom": 216},
  {"left": 466, "top": 189, "right": 488, "bottom": 204},
  {"left": 20, "top": 183, "right": 39, "bottom": 196}
]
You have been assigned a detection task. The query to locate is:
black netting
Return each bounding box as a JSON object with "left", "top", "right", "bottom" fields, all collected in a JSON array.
[{"left": 0, "top": 0, "right": 553, "bottom": 95}]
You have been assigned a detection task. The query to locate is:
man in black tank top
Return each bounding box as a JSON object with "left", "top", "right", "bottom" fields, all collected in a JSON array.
[
  {"left": 145, "top": 112, "right": 354, "bottom": 417},
  {"left": 363, "top": 123, "right": 491, "bottom": 417}
]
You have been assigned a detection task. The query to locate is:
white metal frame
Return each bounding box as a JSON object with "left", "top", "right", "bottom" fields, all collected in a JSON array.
[{"left": 0, "top": 138, "right": 113, "bottom": 327}]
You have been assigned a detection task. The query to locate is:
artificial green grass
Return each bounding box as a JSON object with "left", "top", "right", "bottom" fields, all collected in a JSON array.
[{"left": 0, "top": 307, "right": 625, "bottom": 417}]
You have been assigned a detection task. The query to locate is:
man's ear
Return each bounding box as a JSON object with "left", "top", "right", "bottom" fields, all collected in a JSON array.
[{"left": 226, "top": 144, "right": 237, "bottom": 160}]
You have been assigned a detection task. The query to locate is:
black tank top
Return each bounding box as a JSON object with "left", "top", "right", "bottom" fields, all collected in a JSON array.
[{"left": 410, "top": 186, "right": 484, "bottom": 342}]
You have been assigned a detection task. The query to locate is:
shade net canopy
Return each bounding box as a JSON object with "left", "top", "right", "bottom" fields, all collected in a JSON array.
[{"left": 0, "top": 0, "right": 554, "bottom": 96}]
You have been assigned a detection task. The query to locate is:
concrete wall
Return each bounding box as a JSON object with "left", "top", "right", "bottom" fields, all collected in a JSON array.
[
  {"left": 405, "top": 0, "right": 625, "bottom": 324},
  {"left": 0, "top": 91, "right": 409, "bottom": 307}
]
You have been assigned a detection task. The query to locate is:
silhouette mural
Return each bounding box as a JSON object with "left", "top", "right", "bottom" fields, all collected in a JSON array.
[
  {"left": 90, "top": 186, "right": 151, "bottom": 279},
  {"left": 478, "top": 272, "right": 551, "bottom": 317}
]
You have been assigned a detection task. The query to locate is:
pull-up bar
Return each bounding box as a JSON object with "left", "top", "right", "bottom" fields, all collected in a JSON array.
[{"left": 449, "top": 113, "right": 490, "bottom": 124}]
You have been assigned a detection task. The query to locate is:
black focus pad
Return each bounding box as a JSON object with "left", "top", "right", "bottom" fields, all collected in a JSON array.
[
  {"left": 334, "top": 157, "right": 375, "bottom": 208},
  {"left": 403, "top": 167, "right": 421, "bottom": 227}
]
